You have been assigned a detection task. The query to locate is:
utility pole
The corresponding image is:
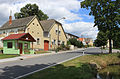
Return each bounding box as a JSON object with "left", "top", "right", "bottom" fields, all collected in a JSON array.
[{"left": 57, "top": 17, "right": 66, "bottom": 47}]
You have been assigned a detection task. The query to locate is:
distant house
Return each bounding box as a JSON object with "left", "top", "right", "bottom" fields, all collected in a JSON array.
[
  {"left": 0, "top": 15, "right": 67, "bottom": 51},
  {"left": 78, "top": 38, "right": 93, "bottom": 46},
  {"left": 105, "top": 40, "right": 113, "bottom": 48},
  {"left": 66, "top": 33, "right": 79, "bottom": 40},
  {"left": 78, "top": 38, "right": 86, "bottom": 45}
]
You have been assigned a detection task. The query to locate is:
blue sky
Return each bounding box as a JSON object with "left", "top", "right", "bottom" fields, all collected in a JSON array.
[
  {"left": 65, "top": 8, "right": 94, "bottom": 23},
  {"left": 0, "top": 0, "right": 98, "bottom": 39}
]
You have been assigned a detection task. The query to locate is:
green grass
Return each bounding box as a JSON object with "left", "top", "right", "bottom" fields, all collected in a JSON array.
[
  {"left": 0, "top": 54, "right": 20, "bottom": 59},
  {"left": 35, "top": 51, "right": 51, "bottom": 54},
  {"left": 21, "top": 53, "right": 120, "bottom": 79}
]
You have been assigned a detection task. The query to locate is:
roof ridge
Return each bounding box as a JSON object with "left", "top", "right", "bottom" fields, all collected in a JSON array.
[
  {"left": 0, "top": 16, "right": 35, "bottom": 30},
  {"left": 11, "top": 15, "right": 35, "bottom": 22}
]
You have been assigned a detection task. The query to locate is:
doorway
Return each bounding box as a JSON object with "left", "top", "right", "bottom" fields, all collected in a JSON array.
[{"left": 18, "top": 43, "right": 23, "bottom": 54}]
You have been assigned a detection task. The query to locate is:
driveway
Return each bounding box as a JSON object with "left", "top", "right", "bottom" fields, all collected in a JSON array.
[{"left": 0, "top": 50, "right": 83, "bottom": 79}]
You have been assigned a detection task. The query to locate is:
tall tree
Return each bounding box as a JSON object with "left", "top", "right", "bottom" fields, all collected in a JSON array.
[
  {"left": 14, "top": 4, "right": 49, "bottom": 20},
  {"left": 94, "top": 31, "right": 108, "bottom": 47},
  {"left": 81, "top": 0, "right": 120, "bottom": 53}
]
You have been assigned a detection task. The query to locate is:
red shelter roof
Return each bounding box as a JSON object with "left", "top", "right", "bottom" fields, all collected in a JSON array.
[
  {"left": 2, "top": 33, "right": 36, "bottom": 42},
  {"left": 2, "top": 33, "right": 26, "bottom": 40}
]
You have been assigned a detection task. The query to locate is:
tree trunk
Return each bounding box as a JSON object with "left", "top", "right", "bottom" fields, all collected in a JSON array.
[{"left": 109, "top": 38, "right": 112, "bottom": 53}]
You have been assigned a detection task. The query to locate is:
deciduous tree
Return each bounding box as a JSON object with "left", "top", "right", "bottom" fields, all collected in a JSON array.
[
  {"left": 14, "top": 4, "right": 49, "bottom": 20},
  {"left": 81, "top": 0, "right": 120, "bottom": 53}
]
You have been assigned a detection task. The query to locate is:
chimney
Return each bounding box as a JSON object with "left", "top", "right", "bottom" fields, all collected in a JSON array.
[
  {"left": 9, "top": 10, "right": 12, "bottom": 25},
  {"left": 9, "top": 15, "right": 12, "bottom": 25}
]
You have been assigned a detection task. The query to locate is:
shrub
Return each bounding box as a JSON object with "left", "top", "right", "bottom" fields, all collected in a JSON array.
[{"left": 69, "top": 38, "right": 83, "bottom": 48}]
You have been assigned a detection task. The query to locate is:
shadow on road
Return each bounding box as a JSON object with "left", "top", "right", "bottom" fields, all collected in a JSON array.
[{"left": 0, "top": 63, "right": 56, "bottom": 79}]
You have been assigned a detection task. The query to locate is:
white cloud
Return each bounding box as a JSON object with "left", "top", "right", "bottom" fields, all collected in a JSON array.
[
  {"left": 63, "top": 21, "right": 98, "bottom": 40},
  {"left": 0, "top": 0, "right": 98, "bottom": 39}
]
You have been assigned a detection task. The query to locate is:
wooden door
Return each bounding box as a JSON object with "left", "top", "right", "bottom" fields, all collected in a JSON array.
[
  {"left": 18, "top": 43, "right": 23, "bottom": 54},
  {"left": 44, "top": 40, "right": 49, "bottom": 51}
]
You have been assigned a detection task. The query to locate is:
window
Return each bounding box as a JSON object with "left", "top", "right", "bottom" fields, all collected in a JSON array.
[
  {"left": 53, "top": 40, "right": 56, "bottom": 45},
  {"left": 37, "top": 24, "right": 39, "bottom": 26},
  {"left": 59, "top": 31, "right": 61, "bottom": 35},
  {"left": 56, "top": 30, "right": 58, "bottom": 34},
  {"left": 62, "top": 41, "right": 65, "bottom": 45},
  {"left": 24, "top": 43, "right": 28, "bottom": 49},
  {"left": 37, "top": 38, "right": 40, "bottom": 45},
  {"left": 32, "top": 31, "right": 34, "bottom": 33},
  {"left": 33, "top": 23, "right": 34, "bottom": 25},
  {"left": 7, "top": 42, "right": 13, "bottom": 48},
  {"left": 3, "top": 31, "right": 5, "bottom": 34},
  {"left": 58, "top": 40, "right": 61, "bottom": 45}
]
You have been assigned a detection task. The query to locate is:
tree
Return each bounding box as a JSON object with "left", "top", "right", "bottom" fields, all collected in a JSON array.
[
  {"left": 94, "top": 31, "right": 108, "bottom": 47},
  {"left": 14, "top": 4, "right": 49, "bottom": 20},
  {"left": 81, "top": 0, "right": 120, "bottom": 53}
]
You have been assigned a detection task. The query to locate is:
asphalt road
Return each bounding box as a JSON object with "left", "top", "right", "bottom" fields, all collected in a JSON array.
[{"left": 0, "top": 47, "right": 103, "bottom": 79}]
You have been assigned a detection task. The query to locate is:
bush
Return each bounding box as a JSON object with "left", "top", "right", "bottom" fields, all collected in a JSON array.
[
  {"left": 69, "top": 38, "right": 83, "bottom": 48},
  {"left": 56, "top": 44, "right": 70, "bottom": 51}
]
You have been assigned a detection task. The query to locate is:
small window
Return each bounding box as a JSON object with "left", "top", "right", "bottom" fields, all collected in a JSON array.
[
  {"left": 32, "top": 31, "right": 34, "bottom": 33},
  {"left": 37, "top": 38, "right": 40, "bottom": 45},
  {"left": 58, "top": 40, "right": 61, "bottom": 45},
  {"left": 24, "top": 43, "right": 28, "bottom": 49},
  {"left": 59, "top": 31, "right": 61, "bottom": 35},
  {"left": 33, "top": 23, "right": 34, "bottom": 25},
  {"left": 56, "top": 30, "right": 58, "bottom": 34},
  {"left": 54, "top": 40, "right": 56, "bottom": 45},
  {"left": 62, "top": 41, "right": 65, "bottom": 45},
  {"left": 7, "top": 42, "right": 13, "bottom": 48},
  {"left": 37, "top": 24, "right": 39, "bottom": 26},
  {"left": 52, "top": 40, "right": 56, "bottom": 45},
  {"left": 3, "top": 31, "right": 5, "bottom": 34}
]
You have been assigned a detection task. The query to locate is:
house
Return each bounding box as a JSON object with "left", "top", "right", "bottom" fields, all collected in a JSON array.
[
  {"left": 2, "top": 33, "right": 36, "bottom": 54},
  {"left": 0, "top": 15, "right": 67, "bottom": 51},
  {"left": 66, "top": 33, "right": 79, "bottom": 40},
  {"left": 105, "top": 40, "right": 113, "bottom": 48},
  {"left": 78, "top": 38, "right": 86, "bottom": 45},
  {"left": 78, "top": 38, "right": 93, "bottom": 46},
  {"left": 40, "top": 19, "right": 67, "bottom": 50}
]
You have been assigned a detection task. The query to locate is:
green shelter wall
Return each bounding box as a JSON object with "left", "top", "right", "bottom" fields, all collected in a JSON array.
[
  {"left": 3, "top": 40, "right": 33, "bottom": 54},
  {"left": 3, "top": 40, "right": 19, "bottom": 54}
]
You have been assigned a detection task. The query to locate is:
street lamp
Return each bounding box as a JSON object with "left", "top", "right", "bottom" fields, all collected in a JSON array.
[{"left": 57, "top": 17, "right": 66, "bottom": 46}]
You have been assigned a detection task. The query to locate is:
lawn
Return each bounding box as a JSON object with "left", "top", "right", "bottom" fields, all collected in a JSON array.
[
  {"left": 21, "top": 53, "right": 120, "bottom": 79},
  {"left": 35, "top": 50, "right": 51, "bottom": 54},
  {"left": 0, "top": 54, "right": 20, "bottom": 59}
]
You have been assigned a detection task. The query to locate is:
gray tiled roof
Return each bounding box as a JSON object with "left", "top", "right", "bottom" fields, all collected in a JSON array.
[
  {"left": 0, "top": 16, "right": 34, "bottom": 30},
  {"left": 40, "top": 19, "right": 56, "bottom": 32}
]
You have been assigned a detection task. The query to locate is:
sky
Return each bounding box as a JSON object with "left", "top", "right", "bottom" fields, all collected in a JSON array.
[{"left": 0, "top": 0, "right": 98, "bottom": 40}]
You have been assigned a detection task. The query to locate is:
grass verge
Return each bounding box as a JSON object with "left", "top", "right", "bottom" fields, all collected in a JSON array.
[
  {"left": 0, "top": 54, "right": 20, "bottom": 59},
  {"left": 35, "top": 51, "right": 51, "bottom": 54},
  {"left": 21, "top": 53, "right": 120, "bottom": 79}
]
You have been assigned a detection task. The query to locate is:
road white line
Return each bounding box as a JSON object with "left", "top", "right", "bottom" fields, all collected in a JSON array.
[{"left": 15, "top": 54, "right": 83, "bottom": 79}]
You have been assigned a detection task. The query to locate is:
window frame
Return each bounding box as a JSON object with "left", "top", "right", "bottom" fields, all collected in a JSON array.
[
  {"left": 7, "top": 42, "right": 13, "bottom": 48},
  {"left": 37, "top": 38, "right": 40, "bottom": 45}
]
